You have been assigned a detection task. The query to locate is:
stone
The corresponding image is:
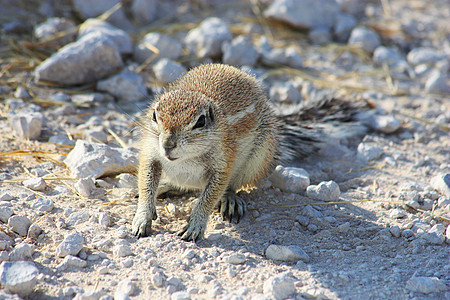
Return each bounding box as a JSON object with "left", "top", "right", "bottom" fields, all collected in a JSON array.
[
  {"left": 78, "top": 19, "right": 133, "bottom": 55},
  {"left": 131, "top": 0, "right": 158, "bottom": 25},
  {"left": 334, "top": 13, "right": 357, "bottom": 42},
  {"left": 357, "top": 143, "right": 383, "bottom": 162},
  {"left": 58, "top": 255, "right": 87, "bottom": 270},
  {"left": 259, "top": 38, "right": 303, "bottom": 68},
  {"left": 8, "top": 215, "right": 32, "bottom": 237},
  {"left": 10, "top": 112, "right": 43, "bottom": 139},
  {"left": 308, "top": 27, "right": 332, "bottom": 45},
  {"left": 265, "top": 244, "right": 310, "bottom": 262},
  {"left": 14, "top": 87, "right": 30, "bottom": 99},
  {"left": 27, "top": 224, "right": 42, "bottom": 239},
  {"left": 34, "top": 32, "right": 123, "bottom": 85},
  {"left": 269, "top": 81, "right": 302, "bottom": 104},
  {"left": 425, "top": 70, "right": 450, "bottom": 94},
  {"left": 49, "top": 134, "right": 75, "bottom": 146},
  {"left": 337, "top": 222, "right": 350, "bottom": 234},
  {"left": 0, "top": 207, "right": 13, "bottom": 223},
  {"left": 72, "top": 0, "right": 134, "bottom": 30},
  {"left": 407, "top": 47, "right": 445, "bottom": 65},
  {"left": 153, "top": 58, "right": 186, "bottom": 84},
  {"left": 373, "top": 46, "right": 406, "bottom": 68},
  {"left": 116, "top": 174, "right": 137, "bottom": 189},
  {"left": 185, "top": 17, "right": 232, "bottom": 58},
  {"left": 84, "top": 127, "right": 108, "bottom": 144},
  {"left": 306, "top": 181, "right": 341, "bottom": 201},
  {"left": 64, "top": 140, "right": 138, "bottom": 179},
  {"left": 56, "top": 233, "right": 85, "bottom": 257},
  {"left": 134, "top": 32, "right": 182, "bottom": 64},
  {"left": 115, "top": 279, "right": 137, "bottom": 296},
  {"left": 0, "top": 193, "right": 13, "bottom": 201},
  {"left": 74, "top": 289, "right": 107, "bottom": 300},
  {"left": 366, "top": 114, "right": 402, "bottom": 134},
  {"left": 23, "top": 178, "right": 47, "bottom": 191},
  {"left": 98, "top": 212, "right": 110, "bottom": 226},
  {"left": 390, "top": 225, "right": 401, "bottom": 238},
  {"left": 97, "top": 67, "right": 148, "bottom": 101},
  {"left": 269, "top": 165, "right": 310, "bottom": 193},
  {"left": 389, "top": 208, "right": 406, "bottom": 219},
  {"left": 263, "top": 272, "right": 296, "bottom": 300},
  {"left": 30, "top": 198, "right": 54, "bottom": 212},
  {"left": 9, "top": 242, "right": 34, "bottom": 261},
  {"left": 66, "top": 211, "right": 90, "bottom": 226},
  {"left": 222, "top": 36, "right": 259, "bottom": 66},
  {"left": 223, "top": 253, "right": 246, "bottom": 265},
  {"left": 348, "top": 27, "right": 381, "bottom": 52},
  {"left": 34, "top": 17, "right": 76, "bottom": 46},
  {"left": 405, "top": 276, "right": 447, "bottom": 294},
  {"left": 74, "top": 178, "right": 96, "bottom": 198},
  {"left": 264, "top": 0, "right": 339, "bottom": 30},
  {"left": 113, "top": 244, "right": 132, "bottom": 257},
  {"left": 430, "top": 174, "right": 450, "bottom": 198},
  {"left": 152, "top": 272, "right": 165, "bottom": 287},
  {"left": 171, "top": 291, "right": 191, "bottom": 300},
  {"left": 0, "top": 261, "right": 39, "bottom": 297}
]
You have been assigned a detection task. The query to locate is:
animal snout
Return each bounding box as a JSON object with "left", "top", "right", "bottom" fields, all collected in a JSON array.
[{"left": 163, "top": 139, "right": 177, "bottom": 151}]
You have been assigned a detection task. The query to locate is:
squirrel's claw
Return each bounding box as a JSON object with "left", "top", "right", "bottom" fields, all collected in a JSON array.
[
  {"left": 219, "top": 192, "right": 247, "bottom": 224},
  {"left": 132, "top": 208, "right": 157, "bottom": 238}
]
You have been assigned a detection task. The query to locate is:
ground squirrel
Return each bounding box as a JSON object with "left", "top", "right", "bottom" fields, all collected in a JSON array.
[{"left": 132, "top": 63, "right": 367, "bottom": 241}]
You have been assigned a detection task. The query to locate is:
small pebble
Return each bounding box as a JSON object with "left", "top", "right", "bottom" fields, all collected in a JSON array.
[
  {"left": 306, "top": 181, "right": 340, "bottom": 201},
  {"left": 263, "top": 272, "right": 296, "bottom": 300},
  {"left": 269, "top": 165, "right": 310, "bottom": 193},
  {"left": 405, "top": 276, "right": 447, "bottom": 294},
  {"left": 153, "top": 58, "right": 186, "bottom": 84},
  {"left": 23, "top": 178, "right": 47, "bottom": 191},
  {"left": 31, "top": 198, "right": 54, "bottom": 213},
  {"left": 0, "top": 261, "right": 39, "bottom": 297},
  {"left": 223, "top": 253, "right": 246, "bottom": 265},
  {"left": 113, "top": 245, "right": 133, "bottom": 258},
  {"left": 265, "top": 244, "right": 310, "bottom": 262},
  {"left": 56, "top": 233, "right": 85, "bottom": 257},
  {"left": 389, "top": 208, "right": 406, "bottom": 219},
  {"left": 389, "top": 226, "right": 401, "bottom": 238},
  {"left": 0, "top": 207, "right": 13, "bottom": 223},
  {"left": 348, "top": 26, "right": 381, "bottom": 52},
  {"left": 8, "top": 215, "right": 32, "bottom": 237}
]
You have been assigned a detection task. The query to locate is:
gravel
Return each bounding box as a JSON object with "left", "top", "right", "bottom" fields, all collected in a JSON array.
[
  {"left": 348, "top": 26, "right": 381, "bottom": 52},
  {"left": 263, "top": 272, "right": 296, "bottom": 300},
  {"left": 265, "top": 244, "right": 310, "bottom": 262},
  {"left": 134, "top": 32, "right": 183, "bottom": 63},
  {"left": 405, "top": 276, "right": 447, "bottom": 294},
  {"left": 269, "top": 165, "right": 310, "bottom": 193},
  {"left": 222, "top": 35, "right": 259, "bottom": 66},
  {"left": 97, "top": 67, "right": 148, "bottom": 102},
  {"left": 56, "top": 233, "right": 85, "bottom": 258},
  {"left": 306, "top": 180, "right": 341, "bottom": 201},
  {"left": 8, "top": 215, "right": 31, "bottom": 237},
  {"left": 10, "top": 112, "right": 43, "bottom": 139},
  {"left": 430, "top": 173, "right": 450, "bottom": 197}
]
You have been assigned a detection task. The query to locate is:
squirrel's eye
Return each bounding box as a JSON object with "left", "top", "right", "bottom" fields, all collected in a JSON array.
[
  {"left": 152, "top": 111, "right": 157, "bottom": 123},
  {"left": 193, "top": 115, "right": 205, "bottom": 129}
]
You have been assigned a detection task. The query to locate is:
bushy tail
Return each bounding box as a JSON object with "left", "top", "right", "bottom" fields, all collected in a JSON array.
[{"left": 277, "top": 98, "right": 373, "bottom": 162}]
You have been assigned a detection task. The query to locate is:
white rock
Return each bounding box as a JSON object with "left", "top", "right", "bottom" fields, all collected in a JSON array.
[
  {"left": 64, "top": 140, "right": 138, "bottom": 179},
  {"left": 407, "top": 47, "right": 445, "bottom": 65},
  {"left": 405, "top": 276, "right": 447, "bottom": 294},
  {"left": 366, "top": 114, "right": 402, "bottom": 134},
  {"left": 10, "top": 112, "right": 43, "bottom": 139},
  {"left": 34, "top": 32, "right": 123, "bottom": 85},
  {"left": 223, "top": 253, "right": 246, "bottom": 265},
  {"left": 134, "top": 32, "right": 182, "bottom": 63},
  {"left": 390, "top": 225, "right": 401, "bottom": 238},
  {"left": 308, "top": 27, "right": 331, "bottom": 45},
  {"left": 34, "top": 17, "right": 76, "bottom": 46},
  {"left": 357, "top": 143, "right": 383, "bottom": 162},
  {"left": 265, "top": 244, "right": 310, "bottom": 262},
  {"left": 337, "top": 222, "right": 350, "bottom": 234},
  {"left": 259, "top": 38, "right": 303, "bottom": 68},
  {"left": 222, "top": 36, "right": 259, "bottom": 66},
  {"left": 9, "top": 242, "right": 34, "bottom": 261},
  {"left": 348, "top": 27, "right": 381, "bottom": 52},
  {"left": 23, "top": 177, "right": 47, "bottom": 191},
  {"left": 27, "top": 224, "right": 42, "bottom": 239},
  {"left": 430, "top": 173, "right": 450, "bottom": 197},
  {"left": 56, "top": 233, "right": 85, "bottom": 257},
  {"left": 185, "top": 17, "right": 232, "bottom": 58},
  {"left": 171, "top": 291, "right": 191, "bottom": 300},
  {"left": 113, "top": 245, "right": 132, "bottom": 257},
  {"left": 269, "top": 81, "right": 302, "bottom": 104},
  {"left": 98, "top": 212, "right": 110, "bottom": 226},
  {"left": 0, "top": 207, "right": 13, "bottom": 222},
  {"left": 373, "top": 46, "right": 406, "bottom": 67},
  {"left": 116, "top": 279, "right": 137, "bottom": 296},
  {"left": 116, "top": 174, "right": 138, "bottom": 189},
  {"left": 306, "top": 181, "right": 340, "bottom": 201},
  {"left": 0, "top": 261, "right": 39, "bottom": 297},
  {"left": 269, "top": 165, "right": 310, "bottom": 193},
  {"left": 425, "top": 70, "right": 450, "bottom": 94},
  {"left": 73, "top": 289, "right": 108, "bottom": 300},
  {"left": 263, "top": 272, "right": 296, "bottom": 300},
  {"left": 14, "top": 86, "right": 30, "bottom": 99},
  {"left": 58, "top": 255, "right": 87, "bottom": 270},
  {"left": 389, "top": 208, "right": 406, "bottom": 219},
  {"left": 78, "top": 19, "right": 132, "bottom": 55},
  {"left": 423, "top": 231, "right": 445, "bottom": 245},
  {"left": 66, "top": 211, "right": 90, "bottom": 226},
  {"left": 97, "top": 67, "right": 148, "bottom": 101},
  {"left": 131, "top": 0, "right": 158, "bottom": 25},
  {"left": 0, "top": 193, "right": 13, "bottom": 201},
  {"left": 30, "top": 198, "right": 54, "bottom": 212},
  {"left": 153, "top": 58, "right": 186, "bottom": 84},
  {"left": 84, "top": 127, "right": 108, "bottom": 144},
  {"left": 152, "top": 272, "right": 165, "bottom": 287},
  {"left": 264, "top": 0, "right": 339, "bottom": 30},
  {"left": 8, "top": 215, "right": 32, "bottom": 237}
]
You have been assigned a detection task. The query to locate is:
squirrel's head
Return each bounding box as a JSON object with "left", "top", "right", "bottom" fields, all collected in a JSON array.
[{"left": 147, "top": 90, "right": 218, "bottom": 161}]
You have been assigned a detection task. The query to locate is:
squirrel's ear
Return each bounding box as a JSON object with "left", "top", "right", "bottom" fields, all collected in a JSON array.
[{"left": 209, "top": 106, "right": 215, "bottom": 123}]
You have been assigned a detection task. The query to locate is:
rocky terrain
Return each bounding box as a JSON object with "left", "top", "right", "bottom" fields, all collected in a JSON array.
[{"left": 0, "top": 0, "right": 449, "bottom": 299}]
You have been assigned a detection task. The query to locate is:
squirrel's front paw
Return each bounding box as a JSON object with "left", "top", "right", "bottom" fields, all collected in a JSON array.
[
  {"left": 177, "top": 214, "right": 207, "bottom": 242},
  {"left": 132, "top": 208, "right": 157, "bottom": 238}
]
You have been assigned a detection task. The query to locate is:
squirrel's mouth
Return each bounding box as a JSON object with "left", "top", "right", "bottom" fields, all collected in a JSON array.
[{"left": 165, "top": 155, "right": 179, "bottom": 161}]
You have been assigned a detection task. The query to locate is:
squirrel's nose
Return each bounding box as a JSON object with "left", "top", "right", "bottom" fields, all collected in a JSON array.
[{"left": 163, "top": 139, "right": 177, "bottom": 151}]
